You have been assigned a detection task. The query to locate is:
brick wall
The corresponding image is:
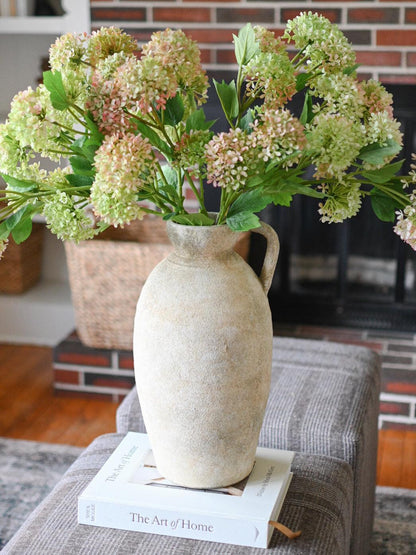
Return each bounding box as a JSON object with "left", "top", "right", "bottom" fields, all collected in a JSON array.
[{"left": 90, "top": 1, "right": 416, "bottom": 84}]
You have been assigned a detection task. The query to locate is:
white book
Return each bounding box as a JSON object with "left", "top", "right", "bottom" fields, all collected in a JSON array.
[
  {"left": 16, "top": 0, "right": 35, "bottom": 16},
  {"left": 78, "top": 432, "right": 294, "bottom": 548}
]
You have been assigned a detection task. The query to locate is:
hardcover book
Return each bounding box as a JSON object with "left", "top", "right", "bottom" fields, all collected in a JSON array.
[{"left": 78, "top": 432, "right": 294, "bottom": 548}]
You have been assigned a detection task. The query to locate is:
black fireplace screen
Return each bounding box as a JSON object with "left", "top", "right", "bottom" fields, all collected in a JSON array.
[{"left": 265, "top": 85, "right": 416, "bottom": 331}]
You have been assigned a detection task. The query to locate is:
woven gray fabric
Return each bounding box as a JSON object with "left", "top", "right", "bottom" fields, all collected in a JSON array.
[
  {"left": 3, "top": 433, "right": 353, "bottom": 555},
  {"left": 117, "top": 337, "right": 380, "bottom": 555}
]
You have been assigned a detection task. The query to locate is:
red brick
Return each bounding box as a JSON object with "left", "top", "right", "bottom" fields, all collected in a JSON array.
[
  {"left": 185, "top": 28, "right": 238, "bottom": 44},
  {"left": 217, "top": 8, "right": 275, "bottom": 24},
  {"left": 119, "top": 30, "right": 156, "bottom": 43},
  {"left": 356, "top": 50, "right": 401, "bottom": 67},
  {"left": 281, "top": 9, "right": 341, "bottom": 24},
  {"left": 118, "top": 352, "right": 134, "bottom": 370},
  {"left": 85, "top": 375, "right": 135, "bottom": 389},
  {"left": 379, "top": 74, "right": 416, "bottom": 85},
  {"left": 348, "top": 8, "right": 399, "bottom": 24},
  {"left": 356, "top": 72, "right": 373, "bottom": 81},
  {"left": 199, "top": 48, "right": 213, "bottom": 64},
  {"left": 53, "top": 369, "right": 80, "bottom": 385},
  {"left": 217, "top": 49, "right": 237, "bottom": 64},
  {"left": 379, "top": 401, "right": 410, "bottom": 416},
  {"left": 385, "top": 382, "right": 416, "bottom": 395},
  {"left": 344, "top": 30, "right": 371, "bottom": 46},
  {"left": 377, "top": 30, "right": 416, "bottom": 47},
  {"left": 153, "top": 8, "right": 210, "bottom": 23},
  {"left": 406, "top": 8, "right": 416, "bottom": 24},
  {"left": 91, "top": 8, "right": 146, "bottom": 21},
  {"left": 407, "top": 52, "right": 416, "bottom": 66},
  {"left": 55, "top": 351, "right": 111, "bottom": 367}
]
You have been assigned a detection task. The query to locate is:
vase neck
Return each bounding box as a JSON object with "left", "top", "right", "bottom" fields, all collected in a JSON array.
[{"left": 166, "top": 221, "right": 242, "bottom": 258}]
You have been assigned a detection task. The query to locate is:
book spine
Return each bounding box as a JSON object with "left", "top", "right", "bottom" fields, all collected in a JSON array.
[
  {"left": 0, "top": 0, "right": 11, "bottom": 16},
  {"left": 16, "top": 0, "right": 30, "bottom": 16},
  {"left": 78, "top": 498, "right": 269, "bottom": 548}
]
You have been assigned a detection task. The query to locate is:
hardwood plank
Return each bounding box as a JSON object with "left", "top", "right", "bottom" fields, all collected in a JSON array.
[
  {"left": 0, "top": 343, "right": 117, "bottom": 447},
  {"left": 377, "top": 429, "right": 416, "bottom": 489}
]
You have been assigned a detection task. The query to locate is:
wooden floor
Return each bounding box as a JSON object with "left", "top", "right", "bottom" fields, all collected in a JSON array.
[{"left": 0, "top": 343, "right": 415, "bottom": 489}]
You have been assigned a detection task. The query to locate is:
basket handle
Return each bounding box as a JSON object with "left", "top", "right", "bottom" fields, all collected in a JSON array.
[{"left": 252, "top": 222, "right": 280, "bottom": 295}]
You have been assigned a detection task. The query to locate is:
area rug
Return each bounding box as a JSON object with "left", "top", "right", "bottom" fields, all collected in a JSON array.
[
  {"left": 1, "top": 437, "right": 415, "bottom": 553},
  {"left": 0, "top": 437, "right": 82, "bottom": 550}
]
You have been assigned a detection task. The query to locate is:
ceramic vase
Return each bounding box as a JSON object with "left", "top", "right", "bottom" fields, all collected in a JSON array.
[{"left": 133, "top": 219, "right": 279, "bottom": 488}]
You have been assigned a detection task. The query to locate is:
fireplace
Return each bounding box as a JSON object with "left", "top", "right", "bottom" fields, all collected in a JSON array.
[{"left": 205, "top": 81, "right": 416, "bottom": 331}]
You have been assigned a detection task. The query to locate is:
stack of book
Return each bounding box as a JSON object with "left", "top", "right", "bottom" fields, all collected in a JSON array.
[{"left": 78, "top": 432, "right": 295, "bottom": 549}]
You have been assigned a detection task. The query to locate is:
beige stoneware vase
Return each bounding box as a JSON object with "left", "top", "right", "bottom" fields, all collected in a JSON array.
[{"left": 133, "top": 219, "right": 279, "bottom": 489}]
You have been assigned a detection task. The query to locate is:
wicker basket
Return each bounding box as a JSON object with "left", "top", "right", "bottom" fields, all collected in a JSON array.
[
  {"left": 65, "top": 217, "right": 250, "bottom": 351},
  {"left": 0, "top": 223, "right": 44, "bottom": 294},
  {"left": 65, "top": 218, "right": 173, "bottom": 350}
]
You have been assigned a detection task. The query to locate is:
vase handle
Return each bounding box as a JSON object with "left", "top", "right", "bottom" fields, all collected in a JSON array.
[{"left": 252, "top": 222, "right": 280, "bottom": 295}]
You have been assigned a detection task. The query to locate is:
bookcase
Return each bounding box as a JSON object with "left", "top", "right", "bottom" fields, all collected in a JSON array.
[{"left": 0, "top": 0, "right": 90, "bottom": 345}]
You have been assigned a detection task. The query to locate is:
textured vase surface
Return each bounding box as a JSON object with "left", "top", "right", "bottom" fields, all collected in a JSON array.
[{"left": 133, "top": 219, "right": 279, "bottom": 488}]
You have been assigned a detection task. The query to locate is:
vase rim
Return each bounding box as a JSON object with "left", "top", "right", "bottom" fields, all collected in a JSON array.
[{"left": 166, "top": 212, "right": 238, "bottom": 231}]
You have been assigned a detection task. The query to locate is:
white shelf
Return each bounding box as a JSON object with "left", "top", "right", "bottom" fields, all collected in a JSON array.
[
  {"left": 0, "top": 280, "right": 75, "bottom": 346},
  {"left": 0, "top": 1, "right": 90, "bottom": 35},
  {"left": 0, "top": 16, "right": 66, "bottom": 34}
]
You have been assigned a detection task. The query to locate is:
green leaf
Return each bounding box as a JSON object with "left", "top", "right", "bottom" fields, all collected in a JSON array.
[
  {"left": 186, "top": 109, "right": 214, "bottom": 132},
  {"left": 213, "top": 79, "right": 239, "bottom": 122},
  {"left": 233, "top": 23, "right": 259, "bottom": 65},
  {"left": 69, "top": 137, "right": 86, "bottom": 156},
  {"left": 85, "top": 112, "right": 105, "bottom": 144},
  {"left": 0, "top": 220, "right": 10, "bottom": 240},
  {"left": 162, "top": 212, "right": 177, "bottom": 221},
  {"left": 70, "top": 136, "right": 100, "bottom": 163},
  {"left": 5, "top": 205, "right": 34, "bottom": 233},
  {"left": 163, "top": 94, "right": 185, "bottom": 127},
  {"left": 0, "top": 173, "right": 38, "bottom": 192},
  {"left": 240, "top": 109, "right": 255, "bottom": 132},
  {"left": 269, "top": 191, "right": 293, "bottom": 207},
  {"left": 226, "top": 211, "right": 261, "bottom": 231},
  {"left": 358, "top": 139, "right": 402, "bottom": 165},
  {"left": 12, "top": 218, "right": 32, "bottom": 244},
  {"left": 6, "top": 207, "right": 26, "bottom": 231},
  {"left": 282, "top": 182, "right": 325, "bottom": 199},
  {"left": 171, "top": 213, "right": 215, "bottom": 226},
  {"left": 69, "top": 156, "right": 94, "bottom": 177},
  {"left": 134, "top": 120, "right": 172, "bottom": 159},
  {"left": 296, "top": 72, "right": 311, "bottom": 92},
  {"left": 159, "top": 165, "right": 178, "bottom": 188},
  {"left": 65, "top": 174, "right": 93, "bottom": 188},
  {"left": 300, "top": 91, "right": 313, "bottom": 125},
  {"left": 343, "top": 63, "right": 360, "bottom": 76},
  {"left": 228, "top": 189, "right": 272, "bottom": 218},
  {"left": 361, "top": 159, "right": 404, "bottom": 184},
  {"left": 43, "top": 70, "right": 70, "bottom": 111},
  {"left": 370, "top": 191, "right": 396, "bottom": 222}
]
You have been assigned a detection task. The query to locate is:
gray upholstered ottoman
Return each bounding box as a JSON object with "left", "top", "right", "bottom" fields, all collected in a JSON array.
[
  {"left": 3, "top": 433, "right": 353, "bottom": 555},
  {"left": 117, "top": 337, "right": 381, "bottom": 555}
]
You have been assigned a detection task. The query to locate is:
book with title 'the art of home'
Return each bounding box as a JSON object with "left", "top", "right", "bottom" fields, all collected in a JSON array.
[{"left": 78, "top": 432, "right": 294, "bottom": 548}]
